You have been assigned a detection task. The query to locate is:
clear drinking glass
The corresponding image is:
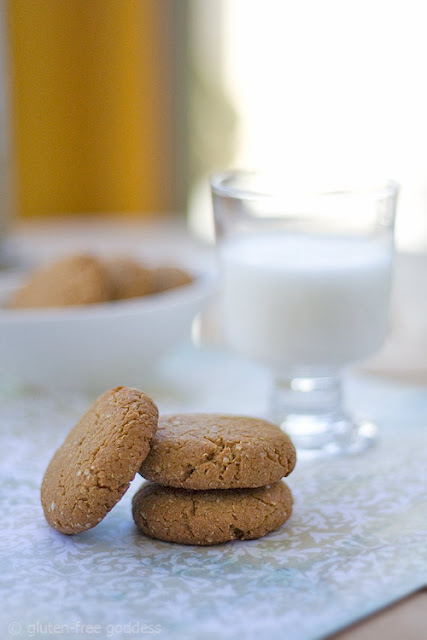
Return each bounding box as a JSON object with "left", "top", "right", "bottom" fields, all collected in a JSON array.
[{"left": 211, "top": 171, "right": 398, "bottom": 457}]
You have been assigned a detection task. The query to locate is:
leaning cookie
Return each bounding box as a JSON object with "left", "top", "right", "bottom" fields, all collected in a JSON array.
[
  {"left": 41, "top": 386, "right": 158, "bottom": 534},
  {"left": 139, "top": 413, "right": 296, "bottom": 490},
  {"left": 7, "top": 253, "right": 113, "bottom": 309},
  {"left": 132, "top": 481, "right": 293, "bottom": 545}
]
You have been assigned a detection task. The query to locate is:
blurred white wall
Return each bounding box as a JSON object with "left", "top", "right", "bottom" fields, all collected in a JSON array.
[{"left": 189, "top": 0, "right": 427, "bottom": 251}]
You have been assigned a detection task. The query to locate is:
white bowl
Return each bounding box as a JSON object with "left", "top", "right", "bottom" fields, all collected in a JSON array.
[{"left": 0, "top": 268, "right": 215, "bottom": 391}]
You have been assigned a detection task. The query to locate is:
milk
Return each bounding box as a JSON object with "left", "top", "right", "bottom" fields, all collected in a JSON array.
[{"left": 220, "top": 233, "right": 393, "bottom": 371}]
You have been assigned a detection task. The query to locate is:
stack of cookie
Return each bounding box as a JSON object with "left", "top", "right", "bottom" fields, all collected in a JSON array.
[
  {"left": 134, "top": 413, "right": 296, "bottom": 545},
  {"left": 40, "top": 387, "right": 296, "bottom": 546}
]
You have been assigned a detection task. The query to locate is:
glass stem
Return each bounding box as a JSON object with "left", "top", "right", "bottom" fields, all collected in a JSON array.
[
  {"left": 271, "top": 373, "right": 350, "bottom": 449},
  {"left": 272, "top": 373, "right": 344, "bottom": 418}
]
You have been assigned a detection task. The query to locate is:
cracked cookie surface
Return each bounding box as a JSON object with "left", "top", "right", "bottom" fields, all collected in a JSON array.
[
  {"left": 41, "top": 386, "right": 158, "bottom": 535},
  {"left": 132, "top": 481, "right": 293, "bottom": 545},
  {"left": 139, "top": 413, "right": 296, "bottom": 490}
]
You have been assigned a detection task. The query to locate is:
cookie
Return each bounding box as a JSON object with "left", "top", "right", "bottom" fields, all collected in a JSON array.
[
  {"left": 41, "top": 386, "right": 158, "bottom": 535},
  {"left": 105, "top": 257, "right": 157, "bottom": 300},
  {"left": 139, "top": 413, "right": 296, "bottom": 490},
  {"left": 132, "top": 481, "right": 293, "bottom": 545},
  {"left": 7, "top": 253, "right": 113, "bottom": 309},
  {"left": 152, "top": 266, "right": 193, "bottom": 292}
]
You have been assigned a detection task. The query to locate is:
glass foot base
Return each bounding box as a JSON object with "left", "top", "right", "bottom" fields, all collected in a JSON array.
[
  {"left": 271, "top": 373, "right": 378, "bottom": 459},
  {"left": 279, "top": 413, "right": 377, "bottom": 459}
]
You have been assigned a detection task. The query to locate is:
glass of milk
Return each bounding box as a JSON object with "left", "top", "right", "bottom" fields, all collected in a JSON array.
[{"left": 211, "top": 171, "right": 398, "bottom": 457}]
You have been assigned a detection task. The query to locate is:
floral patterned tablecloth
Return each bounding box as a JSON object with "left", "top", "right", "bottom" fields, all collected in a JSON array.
[{"left": 0, "top": 345, "right": 426, "bottom": 640}]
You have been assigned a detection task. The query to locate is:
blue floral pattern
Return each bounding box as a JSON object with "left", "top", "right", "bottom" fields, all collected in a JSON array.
[{"left": 0, "top": 346, "right": 426, "bottom": 639}]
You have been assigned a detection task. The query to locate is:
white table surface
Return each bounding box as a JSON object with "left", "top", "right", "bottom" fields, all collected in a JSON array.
[{"left": 0, "top": 344, "right": 426, "bottom": 640}]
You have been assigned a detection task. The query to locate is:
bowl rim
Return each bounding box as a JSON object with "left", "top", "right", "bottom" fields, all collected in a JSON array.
[{"left": 0, "top": 269, "right": 216, "bottom": 324}]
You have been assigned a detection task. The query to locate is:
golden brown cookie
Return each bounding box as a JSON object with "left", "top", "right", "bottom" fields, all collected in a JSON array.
[
  {"left": 105, "top": 257, "right": 157, "bottom": 300},
  {"left": 132, "top": 481, "right": 293, "bottom": 545},
  {"left": 139, "top": 413, "right": 296, "bottom": 490},
  {"left": 7, "top": 254, "right": 113, "bottom": 309},
  {"left": 41, "top": 386, "right": 158, "bottom": 535},
  {"left": 152, "top": 266, "right": 193, "bottom": 292}
]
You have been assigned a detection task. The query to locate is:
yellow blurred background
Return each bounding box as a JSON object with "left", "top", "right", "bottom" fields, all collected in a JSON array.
[{"left": 6, "top": 0, "right": 184, "bottom": 218}]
